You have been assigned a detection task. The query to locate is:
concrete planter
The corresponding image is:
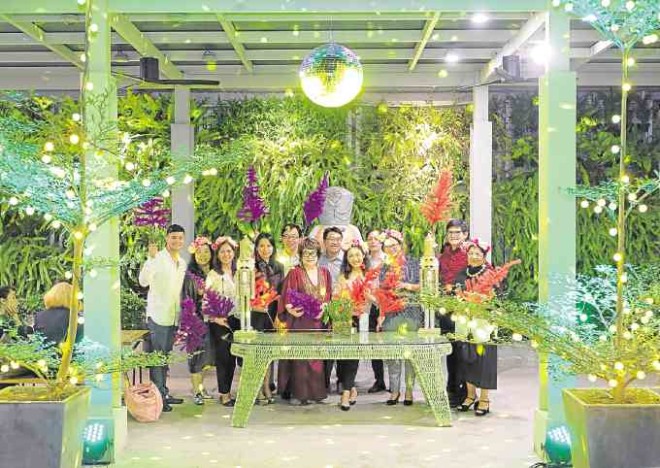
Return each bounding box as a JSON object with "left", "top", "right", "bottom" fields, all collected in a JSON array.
[
  {"left": 0, "top": 386, "right": 91, "bottom": 468},
  {"left": 563, "top": 388, "right": 660, "bottom": 468}
]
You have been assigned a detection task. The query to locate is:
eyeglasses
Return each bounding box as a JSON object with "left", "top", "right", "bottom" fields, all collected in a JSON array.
[
  {"left": 325, "top": 235, "right": 342, "bottom": 242},
  {"left": 282, "top": 234, "right": 300, "bottom": 240},
  {"left": 301, "top": 250, "right": 318, "bottom": 258}
]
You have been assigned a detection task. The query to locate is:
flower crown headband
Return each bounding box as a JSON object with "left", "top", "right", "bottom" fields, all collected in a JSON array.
[
  {"left": 383, "top": 229, "right": 403, "bottom": 244},
  {"left": 212, "top": 236, "right": 238, "bottom": 251},
  {"left": 187, "top": 236, "right": 212, "bottom": 254},
  {"left": 348, "top": 238, "right": 367, "bottom": 252},
  {"left": 468, "top": 237, "right": 491, "bottom": 254}
]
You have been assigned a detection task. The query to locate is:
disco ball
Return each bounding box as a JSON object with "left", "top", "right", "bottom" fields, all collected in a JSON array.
[{"left": 299, "top": 43, "right": 363, "bottom": 108}]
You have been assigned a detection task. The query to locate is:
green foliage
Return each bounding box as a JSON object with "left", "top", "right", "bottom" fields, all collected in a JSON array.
[
  {"left": 490, "top": 91, "right": 659, "bottom": 301},
  {"left": 120, "top": 287, "right": 146, "bottom": 330}
]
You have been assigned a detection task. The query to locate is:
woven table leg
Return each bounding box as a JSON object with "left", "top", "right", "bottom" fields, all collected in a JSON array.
[
  {"left": 231, "top": 352, "right": 271, "bottom": 428},
  {"left": 409, "top": 348, "right": 452, "bottom": 427}
]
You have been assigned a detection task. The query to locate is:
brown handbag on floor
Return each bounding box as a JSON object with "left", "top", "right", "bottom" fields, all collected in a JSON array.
[{"left": 124, "top": 376, "right": 163, "bottom": 422}]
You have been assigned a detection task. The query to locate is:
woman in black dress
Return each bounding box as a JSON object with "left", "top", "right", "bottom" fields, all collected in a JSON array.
[
  {"left": 453, "top": 240, "right": 498, "bottom": 416},
  {"left": 252, "top": 232, "right": 284, "bottom": 403}
]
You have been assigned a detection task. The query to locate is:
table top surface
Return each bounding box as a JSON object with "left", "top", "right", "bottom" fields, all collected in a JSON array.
[{"left": 233, "top": 330, "right": 449, "bottom": 347}]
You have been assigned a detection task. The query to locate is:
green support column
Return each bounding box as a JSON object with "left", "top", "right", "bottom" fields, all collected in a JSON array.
[
  {"left": 83, "top": 0, "right": 124, "bottom": 461},
  {"left": 534, "top": 4, "right": 576, "bottom": 457}
]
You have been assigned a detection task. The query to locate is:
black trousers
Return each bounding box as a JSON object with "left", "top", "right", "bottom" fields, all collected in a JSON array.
[
  {"left": 209, "top": 316, "right": 240, "bottom": 394},
  {"left": 369, "top": 305, "right": 385, "bottom": 385},
  {"left": 437, "top": 312, "right": 466, "bottom": 398},
  {"left": 337, "top": 360, "right": 359, "bottom": 390}
]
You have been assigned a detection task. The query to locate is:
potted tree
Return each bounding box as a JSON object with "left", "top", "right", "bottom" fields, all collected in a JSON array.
[{"left": 422, "top": 3, "right": 660, "bottom": 466}]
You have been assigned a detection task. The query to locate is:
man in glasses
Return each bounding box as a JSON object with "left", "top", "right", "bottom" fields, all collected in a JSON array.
[
  {"left": 319, "top": 226, "right": 344, "bottom": 392},
  {"left": 278, "top": 223, "right": 302, "bottom": 276},
  {"left": 438, "top": 218, "right": 469, "bottom": 407}
]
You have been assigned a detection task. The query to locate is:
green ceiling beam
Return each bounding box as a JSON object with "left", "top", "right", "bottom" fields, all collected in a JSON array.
[
  {"left": 408, "top": 11, "right": 439, "bottom": 71},
  {"left": 0, "top": 14, "right": 83, "bottom": 68},
  {"left": 480, "top": 11, "right": 546, "bottom": 83},
  {"left": 216, "top": 14, "right": 253, "bottom": 72},
  {"left": 0, "top": 0, "right": 549, "bottom": 14},
  {"left": 111, "top": 13, "right": 183, "bottom": 79}
]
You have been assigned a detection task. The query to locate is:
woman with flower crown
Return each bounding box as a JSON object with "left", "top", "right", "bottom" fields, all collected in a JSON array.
[
  {"left": 180, "top": 236, "right": 216, "bottom": 405},
  {"left": 376, "top": 229, "right": 422, "bottom": 407},
  {"left": 205, "top": 236, "right": 241, "bottom": 407},
  {"left": 453, "top": 239, "right": 498, "bottom": 416}
]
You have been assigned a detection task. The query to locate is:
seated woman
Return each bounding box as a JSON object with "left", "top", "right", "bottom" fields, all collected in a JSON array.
[
  {"left": 277, "top": 238, "right": 331, "bottom": 405},
  {"left": 34, "top": 282, "right": 84, "bottom": 346},
  {"left": 453, "top": 240, "right": 497, "bottom": 417}
]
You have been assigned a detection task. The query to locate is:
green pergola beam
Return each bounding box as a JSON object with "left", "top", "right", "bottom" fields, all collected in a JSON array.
[
  {"left": 0, "top": 0, "right": 548, "bottom": 14},
  {"left": 216, "top": 14, "right": 253, "bottom": 72},
  {"left": 0, "top": 14, "right": 83, "bottom": 68},
  {"left": 480, "top": 11, "right": 545, "bottom": 83},
  {"left": 408, "top": 11, "right": 439, "bottom": 72},
  {"left": 110, "top": 13, "right": 183, "bottom": 79}
]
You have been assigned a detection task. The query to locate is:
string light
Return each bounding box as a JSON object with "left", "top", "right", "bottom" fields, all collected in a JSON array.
[
  {"left": 51, "top": 220, "right": 61, "bottom": 229},
  {"left": 41, "top": 154, "right": 52, "bottom": 164},
  {"left": 638, "top": 204, "right": 647, "bottom": 213},
  {"left": 611, "top": 145, "right": 620, "bottom": 154},
  {"left": 642, "top": 34, "right": 658, "bottom": 45},
  {"left": 611, "top": 115, "right": 621, "bottom": 124},
  {"left": 608, "top": 202, "right": 617, "bottom": 210},
  {"left": 627, "top": 192, "right": 637, "bottom": 201},
  {"left": 8, "top": 196, "right": 18, "bottom": 206},
  {"left": 25, "top": 206, "right": 35, "bottom": 216},
  {"left": 622, "top": 83, "right": 632, "bottom": 92},
  {"left": 608, "top": 228, "right": 617, "bottom": 236},
  {"left": 626, "top": 57, "right": 635, "bottom": 67},
  {"left": 621, "top": 175, "right": 630, "bottom": 184},
  {"left": 600, "top": 0, "right": 610, "bottom": 6},
  {"left": 614, "top": 362, "right": 624, "bottom": 371},
  {"left": 596, "top": 199, "right": 606, "bottom": 207},
  {"left": 580, "top": 200, "right": 590, "bottom": 208},
  {"left": 593, "top": 206, "right": 603, "bottom": 214},
  {"left": 636, "top": 371, "right": 646, "bottom": 380},
  {"left": 613, "top": 253, "right": 622, "bottom": 262},
  {"left": 625, "top": 1, "right": 635, "bottom": 11},
  {"left": 608, "top": 379, "right": 618, "bottom": 387},
  {"left": 44, "top": 141, "right": 55, "bottom": 152},
  {"left": 69, "top": 134, "right": 80, "bottom": 145},
  {"left": 587, "top": 374, "right": 597, "bottom": 382}
]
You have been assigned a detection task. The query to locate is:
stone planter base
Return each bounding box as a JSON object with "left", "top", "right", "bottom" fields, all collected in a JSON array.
[
  {"left": 0, "top": 386, "right": 91, "bottom": 468},
  {"left": 563, "top": 388, "right": 660, "bottom": 468}
]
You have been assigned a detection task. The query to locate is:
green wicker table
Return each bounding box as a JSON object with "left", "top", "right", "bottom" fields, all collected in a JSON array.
[{"left": 230, "top": 331, "right": 453, "bottom": 428}]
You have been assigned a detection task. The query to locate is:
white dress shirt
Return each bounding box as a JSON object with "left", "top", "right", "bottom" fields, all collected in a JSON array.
[
  {"left": 205, "top": 269, "right": 238, "bottom": 317},
  {"left": 139, "top": 249, "right": 187, "bottom": 326}
]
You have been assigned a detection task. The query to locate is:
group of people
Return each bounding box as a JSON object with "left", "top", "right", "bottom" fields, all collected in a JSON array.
[{"left": 138, "top": 219, "right": 497, "bottom": 416}]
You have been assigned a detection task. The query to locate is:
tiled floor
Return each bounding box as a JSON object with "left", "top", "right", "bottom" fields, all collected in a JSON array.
[{"left": 110, "top": 347, "right": 542, "bottom": 468}]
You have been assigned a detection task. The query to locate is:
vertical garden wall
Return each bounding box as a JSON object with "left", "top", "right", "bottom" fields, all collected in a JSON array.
[{"left": 1, "top": 89, "right": 657, "bottom": 326}]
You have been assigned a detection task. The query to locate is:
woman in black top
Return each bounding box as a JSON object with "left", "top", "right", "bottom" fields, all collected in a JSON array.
[{"left": 252, "top": 232, "right": 285, "bottom": 403}]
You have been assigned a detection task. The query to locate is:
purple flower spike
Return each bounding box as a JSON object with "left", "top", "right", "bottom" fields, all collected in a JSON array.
[
  {"left": 202, "top": 289, "right": 234, "bottom": 318},
  {"left": 237, "top": 165, "right": 268, "bottom": 223},
  {"left": 134, "top": 197, "right": 170, "bottom": 228},
  {"left": 177, "top": 297, "right": 207, "bottom": 353},
  {"left": 303, "top": 172, "right": 329, "bottom": 225}
]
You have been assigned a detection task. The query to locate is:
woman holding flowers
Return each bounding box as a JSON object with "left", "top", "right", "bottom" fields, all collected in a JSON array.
[
  {"left": 180, "top": 236, "right": 216, "bottom": 406},
  {"left": 376, "top": 229, "right": 422, "bottom": 407},
  {"left": 277, "top": 237, "right": 331, "bottom": 404},
  {"left": 453, "top": 240, "right": 498, "bottom": 416},
  {"left": 252, "top": 232, "right": 284, "bottom": 403},
  {"left": 333, "top": 241, "right": 375, "bottom": 411},
  {"left": 205, "top": 236, "right": 240, "bottom": 407}
]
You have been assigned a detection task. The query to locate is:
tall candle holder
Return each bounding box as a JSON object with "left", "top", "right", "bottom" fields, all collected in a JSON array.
[
  {"left": 419, "top": 233, "right": 441, "bottom": 334},
  {"left": 235, "top": 236, "right": 256, "bottom": 336}
]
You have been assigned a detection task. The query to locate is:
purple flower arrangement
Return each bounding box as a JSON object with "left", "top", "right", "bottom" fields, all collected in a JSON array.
[
  {"left": 287, "top": 289, "right": 323, "bottom": 320},
  {"left": 202, "top": 288, "right": 235, "bottom": 318},
  {"left": 237, "top": 165, "right": 268, "bottom": 223},
  {"left": 176, "top": 297, "right": 207, "bottom": 353},
  {"left": 303, "top": 172, "right": 329, "bottom": 226}
]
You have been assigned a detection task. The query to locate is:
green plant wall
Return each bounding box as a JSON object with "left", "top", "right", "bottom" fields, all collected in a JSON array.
[{"left": 2, "top": 89, "right": 657, "bottom": 319}]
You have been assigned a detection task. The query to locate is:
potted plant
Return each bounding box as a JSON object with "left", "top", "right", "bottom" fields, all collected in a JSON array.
[
  {"left": 322, "top": 297, "right": 354, "bottom": 334},
  {"left": 421, "top": 6, "right": 660, "bottom": 465}
]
